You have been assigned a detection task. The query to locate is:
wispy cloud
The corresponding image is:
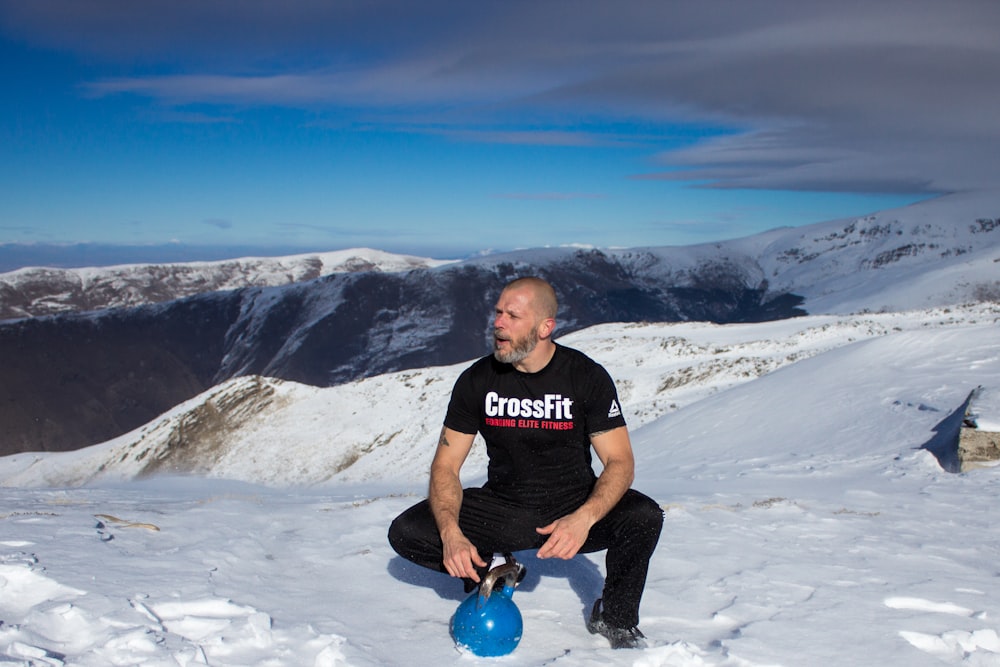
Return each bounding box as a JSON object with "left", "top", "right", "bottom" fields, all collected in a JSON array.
[
  {"left": 0, "top": 225, "right": 43, "bottom": 237},
  {"left": 493, "top": 192, "right": 607, "bottom": 201},
  {"left": 203, "top": 218, "right": 233, "bottom": 230},
  {"left": 5, "top": 0, "right": 1000, "bottom": 196},
  {"left": 82, "top": 56, "right": 550, "bottom": 110},
  {"left": 276, "top": 223, "right": 351, "bottom": 235},
  {"left": 150, "top": 109, "right": 238, "bottom": 125},
  {"left": 275, "top": 222, "right": 402, "bottom": 239}
]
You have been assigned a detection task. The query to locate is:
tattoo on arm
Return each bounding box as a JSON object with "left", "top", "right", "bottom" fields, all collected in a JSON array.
[
  {"left": 590, "top": 429, "right": 612, "bottom": 439},
  {"left": 438, "top": 429, "right": 450, "bottom": 447}
]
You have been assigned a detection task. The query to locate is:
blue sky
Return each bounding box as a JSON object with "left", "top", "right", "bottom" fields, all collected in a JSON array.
[{"left": 2, "top": 1, "right": 998, "bottom": 266}]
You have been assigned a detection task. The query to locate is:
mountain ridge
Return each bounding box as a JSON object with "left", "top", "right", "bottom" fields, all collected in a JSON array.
[
  {"left": 1, "top": 191, "right": 998, "bottom": 457},
  {"left": 0, "top": 247, "right": 455, "bottom": 320}
]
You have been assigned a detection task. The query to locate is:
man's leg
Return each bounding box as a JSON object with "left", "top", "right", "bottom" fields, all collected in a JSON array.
[
  {"left": 389, "top": 486, "right": 662, "bottom": 626},
  {"left": 579, "top": 489, "right": 663, "bottom": 629},
  {"left": 388, "top": 496, "right": 470, "bottom": 572},
  {"left": 388, "top": 488, "right": 545, "bottom": 576}
]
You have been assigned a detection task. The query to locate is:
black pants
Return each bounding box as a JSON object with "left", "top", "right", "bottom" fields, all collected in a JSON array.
[{"left": 388, "top": 486, "right": 663, "bottom": 628}]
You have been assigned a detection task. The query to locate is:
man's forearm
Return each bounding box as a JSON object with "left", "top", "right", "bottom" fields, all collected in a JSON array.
[
  {"left": 427, "top": 427, "right": 486, "bottom": 578},
  {"left": 429, "top": 466, "right": 464, "bottom": 538},
  {"left": 577, "top": 458, "right": 634, "bottom": 526}
]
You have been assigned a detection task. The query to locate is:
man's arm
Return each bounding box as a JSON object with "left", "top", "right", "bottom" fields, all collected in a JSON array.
[
  {"left": 535, "top": 426, "right": 635, "bottom": 559},
  {"left": 428, "top": 426, "right": 487, "bottom": 581}
]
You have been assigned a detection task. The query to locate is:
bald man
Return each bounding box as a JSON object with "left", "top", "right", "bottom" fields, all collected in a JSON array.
[{"left": 389, "top": 277, "right": 662, "bottom": 649}]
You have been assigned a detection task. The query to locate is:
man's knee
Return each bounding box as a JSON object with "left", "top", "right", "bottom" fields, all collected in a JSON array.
[
  {"left": 625, "top": 490, "right": 664, "bottom": 541},
  {"left": 387, "top": 500, "right": 441, "bottom": 565},
  {"left": 387, "top": 514, "right": 407, "bottom": 556}
]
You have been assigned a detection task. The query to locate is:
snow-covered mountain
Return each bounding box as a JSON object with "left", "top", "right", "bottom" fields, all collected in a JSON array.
[
  {"left": 1, "top": 191, "right": 998, "bottom": 457},
  {"left": 3, "top": 302, "right": 996, "bottom": 489},
  {"left": 460, "top": 190, "right": 1000, "bottom": 317},
  {"left": 0, "top": 247, "right": 455, "bottom": 320},
  {"left": 0, "top": 248, "right": 803, "bottom": 457},
  {"left": 1, "top": 301, "right": 998, "bottom": 666},
  {"left": 2, "top": 192, "right": 997, "bottom": 324},
  {"left": 752, "top": 190, "right": 1000, "bottom": 313}
]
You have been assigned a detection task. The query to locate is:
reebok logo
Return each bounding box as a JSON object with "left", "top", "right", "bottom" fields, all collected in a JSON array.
[{"left": 608, "top": 400, "right": 621, "bottom": 419}]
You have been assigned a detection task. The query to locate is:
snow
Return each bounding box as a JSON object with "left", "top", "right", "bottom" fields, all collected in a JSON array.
[
  {"left": 968, "top": 387, "right": 1000, "bottom": 432},
  {"left": 2, "top": 301, "right": 999, "bottom": 665}
]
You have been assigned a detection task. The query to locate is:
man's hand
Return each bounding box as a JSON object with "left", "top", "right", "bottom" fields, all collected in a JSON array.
[
  {"left": 536, "top": 426, "right": 636, "bottom": 560},
  {"left": 441, "top": 529, "right": 488, "bottom": 581},
  {"left": 535, "top": 510, "right": 594, "bottom": 560}
]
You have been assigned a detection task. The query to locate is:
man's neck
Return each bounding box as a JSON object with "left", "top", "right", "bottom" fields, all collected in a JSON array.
[{"left": 512, "top": 340, "right": 557, "bottom": 374}]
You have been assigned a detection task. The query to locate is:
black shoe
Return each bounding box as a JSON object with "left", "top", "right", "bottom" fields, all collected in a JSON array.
[
  {"left": 462, "top": 552, "right": 526, "bottom": 594},
  {"left": 586, "top": 599, "right": 647, "bottom": 649}
]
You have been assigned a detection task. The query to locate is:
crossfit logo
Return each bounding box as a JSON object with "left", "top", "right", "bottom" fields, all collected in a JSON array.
[
  {"left": 484, "top": 392, "right": 576, "bottom": 431},
  {"left": 485, "top": 392, "right": 574, "bottom": 419}
]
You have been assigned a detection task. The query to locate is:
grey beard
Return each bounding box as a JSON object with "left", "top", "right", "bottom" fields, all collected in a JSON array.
[{"left": 493, "top": 329, "right": 538, "bottom": 365}]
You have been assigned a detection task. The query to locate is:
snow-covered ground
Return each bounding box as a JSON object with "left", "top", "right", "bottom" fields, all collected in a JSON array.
[{"left": 2, "top": 303, "right": 999, "bottom": 665}]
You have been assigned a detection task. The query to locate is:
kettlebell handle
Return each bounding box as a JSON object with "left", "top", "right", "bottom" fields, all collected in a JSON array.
[{"left": 477, "top": 562, "right": 520, "bottom": 603}]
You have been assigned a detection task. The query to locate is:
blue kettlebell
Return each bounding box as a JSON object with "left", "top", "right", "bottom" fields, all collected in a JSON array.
[{"left": 451, "top": 562, "right": 523, "bottom": 656}]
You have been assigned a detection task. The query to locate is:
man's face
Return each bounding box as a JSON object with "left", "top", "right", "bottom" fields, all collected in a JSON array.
[{"left": 492, "top": 287, "right": 541, "bottom": 365}]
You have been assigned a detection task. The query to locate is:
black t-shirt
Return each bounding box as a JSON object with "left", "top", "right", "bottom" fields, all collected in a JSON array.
[{"left": 444, "top": 344, "right": 627, "bottom": 507}]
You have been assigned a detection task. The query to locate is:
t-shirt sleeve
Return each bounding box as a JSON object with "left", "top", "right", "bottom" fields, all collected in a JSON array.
[
  {"left": 443, "top": 366, "right": 480, "bottom": 435},
  {"left": 582, "top": 362, "right": 628, "bottom": 435}
]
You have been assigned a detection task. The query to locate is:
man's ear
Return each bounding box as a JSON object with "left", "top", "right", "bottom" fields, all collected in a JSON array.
[{"left": 538, "top": 317, "right": 556, "bottom": 340}]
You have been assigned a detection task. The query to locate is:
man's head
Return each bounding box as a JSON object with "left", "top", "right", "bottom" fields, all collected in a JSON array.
[{"left": 492, "top": 277, "right": 558, "bottom": 370}]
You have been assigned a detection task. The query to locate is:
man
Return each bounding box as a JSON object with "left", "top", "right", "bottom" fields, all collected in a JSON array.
[{"left": 388, "top": 277, "right": 663, "bottom": 649}]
